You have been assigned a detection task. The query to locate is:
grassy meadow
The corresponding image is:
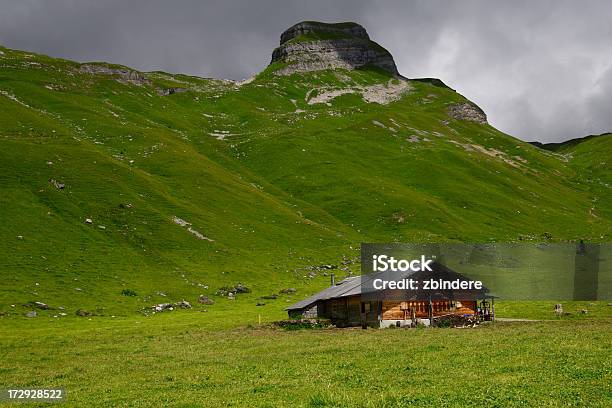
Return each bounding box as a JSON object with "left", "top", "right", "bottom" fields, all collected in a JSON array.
[{"left": 1, "top": 308, "right": 611, "bottom": 407}]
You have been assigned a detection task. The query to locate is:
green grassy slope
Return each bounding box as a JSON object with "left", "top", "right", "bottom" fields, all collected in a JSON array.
[
  {"left": 0, "top": 44, "right": 610, "bottom": 317},
  {"left": 531, "top": 133, "right": 612, "bottom": 224},
  {"left": 233, "top": 67, "right": 609, "bottom": 243},
  {"left": 0, "top": 46, "right": 360, "bottom": 317}
]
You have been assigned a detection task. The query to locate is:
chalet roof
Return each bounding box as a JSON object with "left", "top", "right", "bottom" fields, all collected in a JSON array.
[
  {"left": 286, "top": 272, "right": 394, "bottom": 310},
  {"left": 286, "top": 276, "right": 363, "bottom": 311}
]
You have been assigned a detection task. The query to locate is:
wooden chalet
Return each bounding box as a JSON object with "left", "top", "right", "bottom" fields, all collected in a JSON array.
[{"left": 286, "top": 262, "right": 495, "bottom": 327}]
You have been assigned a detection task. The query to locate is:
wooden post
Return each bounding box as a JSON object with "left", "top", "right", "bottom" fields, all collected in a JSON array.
[
  {"left": 345, "top": 297, "right": 349, "bottom": 325},
  {"left": 491, "top": 298, "right": 495, "bottom": 322},
  {"left": 428, "top": 298, "right": 433, "bottom": 327}
]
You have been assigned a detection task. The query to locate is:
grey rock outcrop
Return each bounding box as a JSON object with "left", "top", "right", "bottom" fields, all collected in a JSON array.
[
  {"left": 448, "top": 103, "right": 488, "bottom": 124},
  {"left": 280, "top": 21, "right": 369, "bottom": 44},
  {"left": 79, "top": 63, "right": 150, "bottom": 86},
  {"left": 270, "top": 21, "right": 398, "bottom": 76}
]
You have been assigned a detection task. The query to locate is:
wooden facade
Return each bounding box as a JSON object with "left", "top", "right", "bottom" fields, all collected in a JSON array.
[
  {"left": 381, "top": 300, "right": 477, "bottom": 320},
  {"left": 289, "top": 295, "right": 494, "bottom": 327}
]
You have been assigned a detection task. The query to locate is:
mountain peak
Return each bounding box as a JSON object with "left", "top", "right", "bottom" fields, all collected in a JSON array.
[
  {"left": 270, "top": 21, "right": 399, "bottom": 76},
  {"left": 279, "top": 21, "right": 370, "bottom": 44}
]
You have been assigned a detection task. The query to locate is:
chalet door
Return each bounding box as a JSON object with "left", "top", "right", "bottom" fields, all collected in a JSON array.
[{"left": 360, "top": 302, "right": 371, "bottom": 328}]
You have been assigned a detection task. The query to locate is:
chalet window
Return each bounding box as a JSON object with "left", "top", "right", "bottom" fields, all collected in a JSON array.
[{"left": 360, "top": 302, "right": 371, "bottom": 313}]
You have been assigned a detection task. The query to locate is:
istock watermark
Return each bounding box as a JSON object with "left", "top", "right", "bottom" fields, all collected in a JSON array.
[{"left": 361, "top": 242, "right": 611, "bottom": 301}]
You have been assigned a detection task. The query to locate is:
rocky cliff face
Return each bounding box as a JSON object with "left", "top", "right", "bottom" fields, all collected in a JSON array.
[
  {"left": 279, "top": 21, "right": 369, "bottom": 44},
  {"left": 270, "top": 21, "right": 399, "bottom": 76},
  {"left": 448, "top": 103, "right": 488, "bottom": 124}
]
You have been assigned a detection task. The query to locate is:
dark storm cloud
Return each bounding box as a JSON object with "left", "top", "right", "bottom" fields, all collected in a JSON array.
[{"left": 1, "top": 0, "right": 611, "bottom": 142}]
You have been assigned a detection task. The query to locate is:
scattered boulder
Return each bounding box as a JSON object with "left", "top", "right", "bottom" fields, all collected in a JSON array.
[
  {"left": 280, "top": 288, "right": 297, "bottom": 295},
  {"left": 157, "top": 87, "right": 188, "bottom": 96},
  {"left": 198, "top": 295, "right": 215, "bottom": 305},
  {"left": 33, "top": 301, "right": 49, "bottom": 310},
  {"left": 25, "top": 310, "right": 37, "bottom": 318},
  {"left": 175, "top": 300, "right": 192, "bottom": 309},
  {"left": 154, "top": 303, "right": 173, "bottom": 312},
  {"left": 234, "top": 283, "right": 251, "bottom": 293},
  {"left": 261, "top": 294, "right": 278, "bottom": 300},
  {"left": 217, "top": 283, "right": 250, "bottom": 296},
  {"left": 215, "top": 287, "right": 233, "bottom": 296},
  {"left": 256, "top": 302, "right": 266, "bottom": 307},
  {"left": 227, "top": 292, "right": 235, "bottom": 300},
  {"left": 554, "top": 304, "right": 564, "bottom": 316},
  {"left": 49, "top": 178, "right": 65, "bottom": 190},
  {"left": 76, "top": 309, "right": 91, "bottom": 317},
  {"left": 580, "top": 309, "right": 588, "bottom": 314},
  {"left": 152, "top": 300, "right": 192, "bottom": 312},
  {"left": 84, "top": 218, "right": 93, "bottom": 224}
]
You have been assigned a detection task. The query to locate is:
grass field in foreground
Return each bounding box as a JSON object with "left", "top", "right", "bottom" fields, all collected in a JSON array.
[{"left": 1, "top": 313, "right": 610, "bottom": 407}]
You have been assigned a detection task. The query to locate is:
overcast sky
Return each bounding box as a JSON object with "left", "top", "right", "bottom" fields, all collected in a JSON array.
[{"left": 1, "top": 0, "right": 611, "bottom": 142}]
